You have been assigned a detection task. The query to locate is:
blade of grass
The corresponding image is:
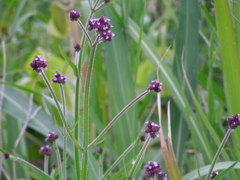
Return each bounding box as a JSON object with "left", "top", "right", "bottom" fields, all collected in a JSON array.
[{"left": 214, "top": 0, "right": 240, "bottom": 160}]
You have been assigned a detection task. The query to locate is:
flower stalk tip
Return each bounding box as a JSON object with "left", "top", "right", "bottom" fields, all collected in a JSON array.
[
  {"left": 45, "top": 132, "right": 59, "bottom": 145},
  {"left": 147, "top": 80, "right": 162, "bottom": 93},
  {"left": 39, "top": 145, "right": 52, "bottom": 156},
  {"left": 52, "top": 72, "right": 67, "bottom": 85},
  {"left": 30, "top": 55, "right": 47, "bottom": 73},
  {"left": 69, "top": 10, "right": 81, "bottom": 21}
]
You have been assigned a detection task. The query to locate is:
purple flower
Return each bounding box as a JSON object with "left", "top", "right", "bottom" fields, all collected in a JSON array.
[
  {"left": 210, "top": 171, "right": 218, "bottom": 179},
  {"left": 87, "top": 16, "right": 115, "bottom": 43},
  {"left": 104, "top": 0, "right": 111, "bottom": 3},
  {"left": 45, "top": 132, "right": 59, "bottom": 145},
  {"left": 227, "top": 113, "right": 240, "bottom": 131},
  {"left": 3, "top": 152, "right": 10, "bottom": 159},
  {"left": 145, "top": 121, "right": 160, "bottom": 138},
  {"left": 97, "top": 147, "right": 103, "bottom": 154},
  {"left": 69, "top": 10, "right": 81, "bottom": 21},
  {"left": 39, "top": 145, "right": 52, "bottom": 156},
  {"left": 140, "top": 135, "right": 146, "bottom": 142},
  {"left": 30, "top": 56, "right": 47, "bottom": 73},
  {"left": 158, "top": 172, "right": 168, "bottom": 180},
  {"left": 147, "top": 80, "right": 162, "bottom": 93},
  {"left": 74, "top": 43, "right": 81, "bottom": 52},
  {"left": 52, "top": 163, "right": 57, "bottom": 169},
  {"left": 144, "top": 161, "right": 167, "bottom": 179},
  {"left": 52, "top": 72, "right": 67, "bottom": 84}
]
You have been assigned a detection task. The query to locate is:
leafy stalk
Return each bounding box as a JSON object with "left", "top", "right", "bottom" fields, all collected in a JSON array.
[
  {"left": 40, "top": 71, "right": 84, "bottom": 152},
  {"left": 88, "top": 91, "right": 148, "bottom": 148},
  {"left": 81, "top": 42, "right": 98, "bottom": 180},
  {"left": 206, "top": 129, "right": 232, "bottom": 180}
]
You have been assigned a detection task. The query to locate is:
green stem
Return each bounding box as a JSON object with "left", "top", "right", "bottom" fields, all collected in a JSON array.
[
  {"left": 206, "top": 129, "right": 232, "bottom": 180},
  {"left": 60, "top": 85, "right": 66, "bottom": 180},
  {"left": 74, "top": 11, "right": 94, "bottom": 180},
  {"left": 101, "top": 142, "right": 137, "bottom": 179},
  {"left": 128, "top": 137, "right": 151, "bottom": 178},
  {"left": 53, "top": 142, "right": 63, "bottom": 180},
  {"left": 88, "top": 91, "right": 148, "bottom": 148},
  {"left": 76, "top": 20, "right": 92, "bottom": 47},
  {"left": 81, "top": 42, "right": 98, "bottom": 180},
  {"left": 40, "top": 71, "right": 84, "bottom": 152},
  {"left": 44, "top": 155, "right": 49, "bottom": 174}
]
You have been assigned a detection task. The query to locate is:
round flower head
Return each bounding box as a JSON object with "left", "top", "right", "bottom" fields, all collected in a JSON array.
[
  {"left": 52, "top": 72, "right": 67, "bottom": 84},
  {"left": 210, "top": 171, "right": 219, "bottom": 179},
  {"left": 147, "top": 80, "right": 162, "bottom": 93},
  {"left": 4, "top": 152, "right": 10, "bottom": 159},
  {"left": 227, "top": 113, "right": 240, "bottom": 131},
  {"left": 158, "top": 172, "right": 168, "bottom": 180},
  {"left": 39, "top": 145, "right": 52, "bottom": 156},
  {"left": 145, "top": 121, "right": 160, "bottom": 138},
  {"left": 45, "top": 132, "right": 59, "bottom": 145},
  {"left": 97, "top": 147, "right": 103, "bottom": 154},
  {"left": 140, "top": 135, "right": 146, "bottom": 142},
  {"left": 87, "top": 16, "right": 115, "bottom": 43},
  {"left": 69, "top": 10, "right": 81, "bottom": 21},
  {"left": 30, "top": 56, "right": 47, "bottom": 73},
  {"left": 144, "top": 161, "right": 162, "bottom": 178},
  {"left": 74, "top": 43, "right": 81, "bottom": 52}
]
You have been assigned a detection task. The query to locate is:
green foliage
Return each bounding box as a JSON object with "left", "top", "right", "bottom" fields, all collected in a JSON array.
[{"left": 1, "top": 0, "right": 240, "bottom": 179}]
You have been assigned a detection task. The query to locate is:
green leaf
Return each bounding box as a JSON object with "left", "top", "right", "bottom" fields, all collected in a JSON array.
[
  {"left": 47, "top": 1, "right": 70, "bottom": 38},
  {"left": 58, "top": 46, "right": 78, "bottom": 77},
  {"left": 0, "top": 149, "right": 54, "bottom": 180},
  {"left": 183, "top": 161, "right": 240, "bottom": 180}
]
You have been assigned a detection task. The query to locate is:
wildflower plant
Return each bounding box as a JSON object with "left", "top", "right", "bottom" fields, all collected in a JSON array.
[{"left": 1, "top": 1, "right": 240, "bottom": 180}]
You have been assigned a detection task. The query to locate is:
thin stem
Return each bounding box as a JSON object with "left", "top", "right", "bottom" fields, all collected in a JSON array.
[
  {"left": 128, "top": 137, "right": 151, "bottom": 178},
  {"left": 93, "top": 0, "right": 101, "bottom": 10},
  {"left": 53, "top": 142, "right": 63, "bottom": 180},
  {"left": 40, "top": 70, "right": 84, "bottom": 152},
  {"left": 81, "top": 41, "right": 98, "bottom": 180},
  {"left": 88, "top": 91, "right": 148, "bottom": 148},
  {"left": 101, "top": 142, "right": 137, "bottom": 179},
  {"left": 44, "top": 156, "right": 49, "bottom": 174},
  {"left": 206, "top": 129, "right": 232, "bottom": 180},
  {"left": 74, "top": 10, "right": 94, "bottom": 180},
  {"left": 76, "top": 20, "right": 92, "bottom": 47},
  {"left": 0, "top": 40, "right": 7, "bottom": 178},
  {"left": 60, "top": 85, "right": 66, "bottom": 180}
]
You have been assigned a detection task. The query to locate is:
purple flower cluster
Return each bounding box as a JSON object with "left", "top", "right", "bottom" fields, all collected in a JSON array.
[
  {"left": 140, "top": 135, "right": 146, "bottom": 142},
  {"left": 69, "top": 10, "right": 81, "bottom": 21},
  {"left": 3, "top": 152, "right": 10, "bottom": 159},
  {"left": 74, "top": 43, "right": 81, "bottom": 52},
  {"left": 39, "top": 145, "right": 52, "bottom": 156},
  {"left": 52, "top": 71, "right": 67, "bottom": 85},
  {"left": 144, "top": 161, "right": 167, "bottom": 179},
  {"left": 45, "top": 132, "right": 59, "bottom": 145},
  {"left": 147, "top": 80, "right": 162, "bottom": 93},
  {"left": 88, "top": 16, "right": 115, "bottom": 42},
  {"left": 30, "top": 56, "right": 47, "bottom": 73},
  {"left": 210, "top": 171, "right": 219, "bottom": 179},
  {"left": 145, "top": 121, "right": 160, "bottom": 138},
  {"left": 227, "top": 113, "right": 240, "bottom": 131},
  {"left": 104, "top": 0, "right": 111, "bottom": 3}
]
